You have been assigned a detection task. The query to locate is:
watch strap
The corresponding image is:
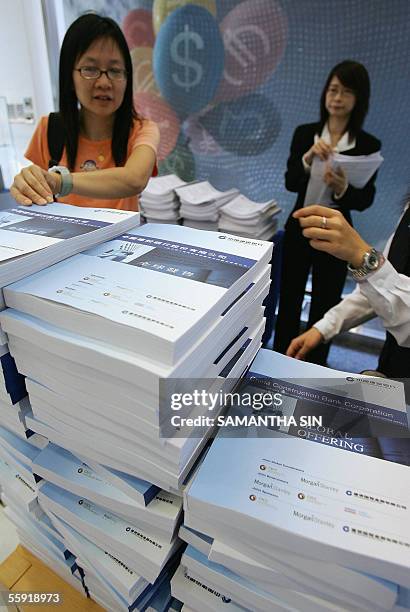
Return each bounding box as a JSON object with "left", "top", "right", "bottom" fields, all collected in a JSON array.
[
  {"left": 49, "top": 165, "right": 73, "bottom": 198},
  {"left": 348, "top": 248, "right": 385, "bottom": 281}
]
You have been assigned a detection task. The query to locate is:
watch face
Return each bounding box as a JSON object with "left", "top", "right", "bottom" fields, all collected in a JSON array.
[{"left": 365, "top": 250, "right": 379, "bottom": 270}]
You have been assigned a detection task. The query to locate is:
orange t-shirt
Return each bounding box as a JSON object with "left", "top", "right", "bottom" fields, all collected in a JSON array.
[{"left": 25, "top": 116, "right": 160, "bottom": 211}]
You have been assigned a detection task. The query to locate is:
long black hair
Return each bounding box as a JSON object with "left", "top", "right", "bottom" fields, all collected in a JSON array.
[
  {"left": 58, "top": 13, "right": 139, "bottom": 170},
  {"left": 319, "top": 60, "right": 370, "bottom": 141}
]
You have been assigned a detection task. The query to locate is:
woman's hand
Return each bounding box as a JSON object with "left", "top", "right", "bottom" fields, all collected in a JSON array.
[
  {"left": 10, "top": 165, "right": 56, "bottom": 205},
  {"left": 293, "top": 205, "right": 370, "bottom": 268},
  {"left": 304, "top": 138, "right": 333, "bottom": 165},
  {"left": 286, "top": 328, "right": 324, "bottom": 360},
  {"left": 323, "top": 165, "right": 348, "bottom": 196}
]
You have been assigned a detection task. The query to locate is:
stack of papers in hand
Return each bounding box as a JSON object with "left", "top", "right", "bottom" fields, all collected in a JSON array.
[
  {"left": 311, "top": 150, "right": 384, "bottom": 192},
  {"left": 176, "top": 182, "right": 239, "bottom": 232},
  {"left": 330, "top": 151, "right": 384, "bottom": 188},
  {"left": 1, "top": 223, "right": 271, "bottom": 491},
  {"left": 140, "top": 174, "right": 188, "bottom": 224},
  {"left": 180, "top": 350, "right": 410, "bottom": 611},
  {"left": 219, "top": 194, "right": 281, "bottom": 240}
]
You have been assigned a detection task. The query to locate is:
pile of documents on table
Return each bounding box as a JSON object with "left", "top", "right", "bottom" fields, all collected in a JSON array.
[
  {"left": 174, "top": 350, "right": 410, "bottom": 612},
  {"left": 0, "top": 425, "right": 184, "bottom": 608},
  {"left": 219, "top": 194, "right": 281, "bottom": 240},
  {"left": 1, "top": 222, "right": 271, "bottom": 490},
  {"left": 176, "top": 182, "right": 239, "bottom": 231},
  {"left": 0, "top": 221, "right": 272, "bottom": 610},
  {"left": 0, "top": 203, "right": 140, "bottom": 485},
  {"left": 140, "top": 174, "right": 187, "bottom": 224},
  {"left": 0, "top": 412, "right": 88, "bottom": 594}
]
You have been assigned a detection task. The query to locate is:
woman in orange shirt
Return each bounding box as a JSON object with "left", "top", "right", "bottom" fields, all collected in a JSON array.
[{"left": 10, "top": 13, "right": 159, "bottom": 211}]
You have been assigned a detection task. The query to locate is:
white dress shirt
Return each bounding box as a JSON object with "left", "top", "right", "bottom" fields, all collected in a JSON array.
[
  {"left": 302, "top": 124, "right": 354, "bottom": 205},
  {"left": 313, "top": 206, "right": 410, "bottom": 348},
  {"left": 302, "top": 124, "right": 356, "bottom": 170}
]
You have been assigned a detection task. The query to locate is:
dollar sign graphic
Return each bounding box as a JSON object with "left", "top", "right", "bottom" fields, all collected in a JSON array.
[{"left": 171, "top": 24, "right": 204, "bottom": 93}]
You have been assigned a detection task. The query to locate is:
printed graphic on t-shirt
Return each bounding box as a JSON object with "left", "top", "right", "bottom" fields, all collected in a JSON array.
[{"left": 80, "top": 159, "right": 100, "bottom": 171}]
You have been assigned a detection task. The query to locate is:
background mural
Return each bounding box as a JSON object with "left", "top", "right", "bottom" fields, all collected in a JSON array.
[{"left": 63, "top": 0, "right": 410, "bottom": 247}]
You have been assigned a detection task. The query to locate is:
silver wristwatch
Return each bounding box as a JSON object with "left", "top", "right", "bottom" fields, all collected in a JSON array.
[
  {"left": 347, "top": 247, "right": 385, "bottom": 281},
  {"left": 49, "top": 165, "right": 73, "bottom": 198}
]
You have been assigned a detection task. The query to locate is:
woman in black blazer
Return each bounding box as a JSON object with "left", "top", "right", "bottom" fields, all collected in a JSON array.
[{"left": 274, "top": 60, "right": 381, "bottom": 365}]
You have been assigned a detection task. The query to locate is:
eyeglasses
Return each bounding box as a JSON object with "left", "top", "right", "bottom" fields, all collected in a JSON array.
[
  {"left": 327, "top": 86, "right": 355, "bottom": 99},
  {"left": 75, "top": 66, "right": 127, "bottom": 81}
]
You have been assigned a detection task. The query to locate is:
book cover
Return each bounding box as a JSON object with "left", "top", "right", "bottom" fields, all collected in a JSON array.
[
  {"left": 186, "top": 351, "right": 410, "bottom": 586},
  {"left": 38, "top": 481, "right": 181, "bottom": 583},
  {"left": 4, "top": 223, "right": 271, "bottom": 364},
  {"left": 33, "top": 442, "right": 182, "bottom": 537}
]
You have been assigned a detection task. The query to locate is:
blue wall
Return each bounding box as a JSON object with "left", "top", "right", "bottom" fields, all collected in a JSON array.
[{"left": 64, "top": 0, "right": 410, "bottom": 246}]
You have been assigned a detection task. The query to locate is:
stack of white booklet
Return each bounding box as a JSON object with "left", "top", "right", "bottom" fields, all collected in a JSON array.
[
  {"left": 0, "top": 426, "right": 46, "bottom": 487},
  {"left": 0, "top": 203, "right": 140, "bottom": 440},
  {"left": 219, "top": 194, "right": 281, "bottom": 240},
  {"left": 0, "top": 389, "right": 31, "bottom": 439},
  {"left": 0, "top": 221, "right": 270, "bottom": 609},
  {"left": 176, "top": 525, "right": 410, "bottom": 612},
  {"left": 29, "top": 340, "right": 259, "bottom": 611},
  {"left": 0, "top": 223, "right": 272, "bottom": 491},
  {"left": 48, "top": 507, "right": 179, "bottom": 611},
  {"left": 0, "top": 404, "right": 183, "bottom": 607},
  {"left": 0, "top": 203, "right": 140, "bottom": 289},
  {"left": 181, "top": 350, "right": 410, "bottom": 611},
  {"left": 0, "top": 437, "right": 87, "bottom": 598},
  {"left": 37, "top": 481, "right": 181, "bottom": 584},
  {"left": 176, "top": 182, "right": 239, "bottom": 231},
  {"left": 32, "top": 443, "right": 182, "bottom": 540},
  {"left": 0, "top": 421, "right": 182, "bottom": 608},
  {"left": 0, "top": 438, "right": 44, "bottom": 517},
  {"left": 3, "top": 491, "right": 86, "bottom": 594},
  {"left": 140, "top": 174, "right": 188, "bottom": 224}
]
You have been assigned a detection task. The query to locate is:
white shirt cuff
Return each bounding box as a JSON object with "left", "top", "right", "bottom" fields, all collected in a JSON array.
[
  {"left": 359, "top": 259, "right": 397, "bottom": 292},
  {"left": 312, "top": 320, "right": 334, "bottom": 343}
]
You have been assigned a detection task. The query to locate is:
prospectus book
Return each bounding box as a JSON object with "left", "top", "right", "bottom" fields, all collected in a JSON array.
[
  {"left": 186, "top": 351, "right": 410, "bottom": 586},
  {"left": 4, "top": 224, "right": 272, "bottom": 364}
]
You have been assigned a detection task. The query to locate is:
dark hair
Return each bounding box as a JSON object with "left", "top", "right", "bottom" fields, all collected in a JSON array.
[
  {"left": 58, "top": 13, "right": 139, "bottom": 170},
  {"left": 319, "top": 60, "right": 370, "bottom": 140}
]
